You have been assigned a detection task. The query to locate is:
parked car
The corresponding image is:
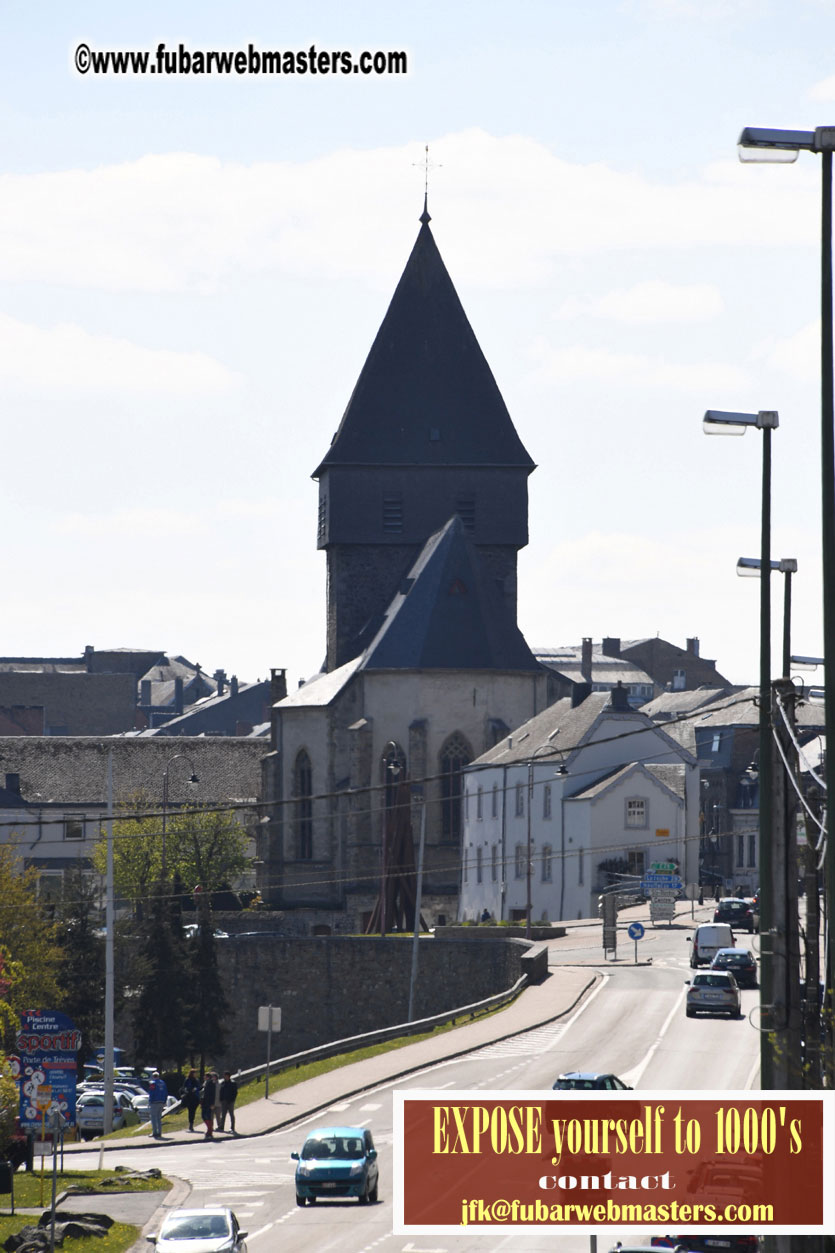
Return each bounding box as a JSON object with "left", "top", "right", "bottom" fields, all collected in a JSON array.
[
  {"left": 685, "top": 970, "right": 741, "bottom": 1018},
  {"left": 183, "top": 923, "right": 229, "bottom": 940},
  {"left": 688, "top": 922, "right": 734, "bottom": 967},
  {"left": 713, "top": 898, "right": 755, "bottom": 933},
  {"left": 75, "top": 1090, "right": 139, "bottom": 1140},
  {"left": 552, "top": 1072, "right": 632, "bottom": 1091},
  {"left": 710, "top": 947, "right": 758, "bottom": 988},
  {"left": 292, "top": 1125, "right": 379, "bottom": 1205},
  {"left": 131, "top": 1091, "right": 180, "bottom": 1120},
  {"left": 147, "top": 1207, "right": 247, "bottom": 1250}
]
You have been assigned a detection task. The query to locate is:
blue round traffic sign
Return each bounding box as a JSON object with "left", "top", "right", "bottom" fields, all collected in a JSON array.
[{"left": 627, "top": 922, "right": 645, "bottom": 941}]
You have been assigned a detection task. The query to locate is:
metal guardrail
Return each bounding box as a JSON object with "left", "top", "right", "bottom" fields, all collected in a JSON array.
[{"left": 232, "top": 973, "right": 530, "bottom": 1087}]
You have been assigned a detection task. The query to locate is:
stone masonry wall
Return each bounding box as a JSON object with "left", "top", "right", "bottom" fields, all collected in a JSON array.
[{"left": 212, "top": 935, "right": 527, "bottom": 1071}]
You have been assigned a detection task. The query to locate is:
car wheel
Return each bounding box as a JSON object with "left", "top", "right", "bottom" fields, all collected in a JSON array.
[
  {"left": 358, "top": 1184, "right": 369, "bottom": 1205},
  {"left": 296, "top": 1194, "right": 306, "bottom": 1207},
  {"left": 369, "top": 1180, "right": 378, "bottom": 1203},
  {"left": 686, "top": 1007, "right": 695, "bottom": 1017}
]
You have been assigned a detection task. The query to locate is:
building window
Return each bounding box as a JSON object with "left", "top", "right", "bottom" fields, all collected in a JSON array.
[
  {"left": 748, "top": 832, "right": 756, "bottom": 868},
  {"left": 293, "top": 750, "right": 313, "bottom": 860},
  {"left": 476, "top": 787, "right": 483, "bottom": 820},
  {"left": 463, "top": 845, "right": 469, "bottom": 883},
  {"left": 491, "top": 845, "right": 498, "bottom": 882},
  {"left": 317, "top": 495, "right": 327, "bottom": 545},
  {"left": 737, "top": 835, "right": 745, "bottom": 868},
  {"left": 514, "top": 844, "right": 526, "bottom": 879},
  {"left": 491, "top": 783, "right": 498, "bottom": 818},
  {"left": 625, "top": 798, "right": 646, "bottom": 828},
  {"left": 476, "top": 846, "right": 483, "bottom": 884},
  {"left": 515, "top": 783, "right": 525, "bottom": 817},
  {"left": 37, "top": 872, "right": 63, "bottom": 905},
  {"left": 382, "top": 495, "right": 403, "bottom": 534},
  {"left": 542, "top": 845, "right": 552, "bottom": 882},
  {"left": 578, "top": 847, "right": 584, "bottom": 884},
  {"left": 543, "top": 784, "right": 552, "bottom": 820},
  {"left": 673, "top": 669, "right": 686, "bottom": 691},
  {"left": 440, "top": 733, "right": 472, "bottom": 843},
  {"left": 64, "top": 817, "right": 84, "bottom": 842},
  {"left": 711, "top": 733, "right": 722, "bottom": 753},
  {"left": 627, "top": 850, "right": 645, "bottom": 877}
]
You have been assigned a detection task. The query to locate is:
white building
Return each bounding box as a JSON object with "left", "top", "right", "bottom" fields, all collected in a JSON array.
[{"left": 458, "top": 685, "right": 699, "bottom": 923}]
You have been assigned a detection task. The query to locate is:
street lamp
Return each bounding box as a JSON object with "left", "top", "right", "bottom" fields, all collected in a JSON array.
[
  {"left": 738, "top": 124, "right": 835, "bottom": 1087},
  {"left": 704, "top": 407, "right": 778, "bottom": 1088},
  {"left": 161, "top": 754, "right": 199, "bottom": 881},
  {"left": 737, "top": 557, "right": 798, "bottom": 677}
]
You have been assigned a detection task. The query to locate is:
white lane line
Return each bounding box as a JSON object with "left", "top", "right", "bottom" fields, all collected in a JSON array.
[{"left": 621, "top": 984, "right": 687, "bottom": 1088}]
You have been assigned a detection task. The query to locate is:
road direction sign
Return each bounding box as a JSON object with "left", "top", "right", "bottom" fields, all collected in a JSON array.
[{"left": 627, "top": 922, "right": 645, "bottom": 940}]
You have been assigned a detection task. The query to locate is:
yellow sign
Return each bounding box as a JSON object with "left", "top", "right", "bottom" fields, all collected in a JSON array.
[
  {"left": 654, "top": 828, "right": 670, "bottom": 838},
  {"left": 35, "top": 1085, "right": 52, "bottom": 1111}
]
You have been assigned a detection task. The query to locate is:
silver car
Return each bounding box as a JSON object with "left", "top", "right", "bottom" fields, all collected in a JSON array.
[
  {"left": 147, "top": 1207, "right": 247, "bottom": 1251},
  {"left": 685, "top": 970, "right": 741, "bottom": 1018}
]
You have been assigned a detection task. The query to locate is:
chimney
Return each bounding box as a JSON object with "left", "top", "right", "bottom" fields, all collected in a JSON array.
[
  {"left": 174, "top": 676, "right": 184, "bottom": 714},
  {"left": 602, "top": 637, "right": 621, "bottom": 658},
  {"left": 608, "top": 681, "right": 631, "bottom": 712},
  {"left": 213, "top": 669, "right": 227, "bottom": 696},
  {"left": 581, "top": 637, "right": 593, "bottom": 685},
  {"left": 84, "top": 644, "right": 94, "bottom": 672},
  {"left": 687, "top": 637, "right": 700, "bottom": 657},
  {"left": 271, "top": 668, "right": 287, "bottom": 703},
  {"left": 230, "top": 675, "right": 239, "bottom": 698},
  {"left": 140, "top": 679, "right": 152, "bottom": 707}
]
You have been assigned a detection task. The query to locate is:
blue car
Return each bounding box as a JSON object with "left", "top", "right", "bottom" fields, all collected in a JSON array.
[{"left": 292, "top": 1125, "right": 379, "bottom": 1205}]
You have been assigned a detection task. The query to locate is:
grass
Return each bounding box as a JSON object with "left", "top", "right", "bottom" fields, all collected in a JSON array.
[
  {"left": 106, "top": 996, "right": 520, "bottom": 1141},
  {"left": 0, "top": 1167, "right": 168, "bottom": 1252}
]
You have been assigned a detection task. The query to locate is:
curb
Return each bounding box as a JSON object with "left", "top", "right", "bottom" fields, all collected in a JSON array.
[{"left": 125, "top": 1175, "right": 192, "bottom": 1253}]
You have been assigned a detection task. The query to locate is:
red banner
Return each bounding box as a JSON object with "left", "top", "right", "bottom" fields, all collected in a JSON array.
[{"left": 395, "top": 1091, "right": 833, "bottom": 1234}]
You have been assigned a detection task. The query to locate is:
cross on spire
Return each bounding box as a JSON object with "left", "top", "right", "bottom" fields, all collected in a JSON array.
[{"left": 414, "top": 144, "right": 441, "bottom": 224}]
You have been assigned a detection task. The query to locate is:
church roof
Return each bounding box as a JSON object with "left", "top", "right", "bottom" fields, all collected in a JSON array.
[
  {"left": 314, "top": 214, "right": 535, "bottom": 474},
  {"left": 360, "top": 516, "right": 541, "bottom": 672}
]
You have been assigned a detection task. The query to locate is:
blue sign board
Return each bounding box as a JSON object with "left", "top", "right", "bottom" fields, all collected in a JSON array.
[
  {"left": 16, "top": 1010, "right": 81, "bottom": 1130},
  {"left": 642, "top": 874, "right": 682, "bottom": 891},
  {"left": 627, "top": 922, "right": 645, "bottom": 940}
]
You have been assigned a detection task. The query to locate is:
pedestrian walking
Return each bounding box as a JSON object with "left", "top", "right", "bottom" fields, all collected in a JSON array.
[
  {"left": 200, "top": 1071, "right": 217, "bottom": 1140},
  {"left": 219, "top": 1071, "right": 238, "bottom": 1134},
  {"left": 212, "top": 1071, "right": 223, "bottom": 1132},
  {"left": 182, "top": 1068, "right": 200, "bottom": 1132},
  {"left": 148, "top": 1071, "right": 168, "bottom": 1139}
]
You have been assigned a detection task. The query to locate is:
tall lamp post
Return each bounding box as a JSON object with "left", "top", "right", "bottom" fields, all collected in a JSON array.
[
  {"left": 737, "top": 558, "right": 798, "bottom": 677},
  {"left": 738, "top": 125, "right": 835, "bottom": 1090},
  {"left": 704, "top": 407, "right": 778, "bottom": 1088},
  {"left": 161, "top": 754, "right": 199, "bottom": 882}
]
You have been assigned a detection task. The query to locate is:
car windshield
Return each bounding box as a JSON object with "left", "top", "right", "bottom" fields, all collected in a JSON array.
[
  {"left": 556, "top": 1078, "right": 601, "bottom": 1089},
  {"left": 302, "top": 1134, "right": 365, "bottom": 1160},
  {"left": 693, "top": 974, "right": 732, "bottom": 986},
  {"left": 717, "top": 953, "right": 748, "bottom": 965},
  {"left": 161, "top": 1213, "right": 230, "bottom": 1239}
]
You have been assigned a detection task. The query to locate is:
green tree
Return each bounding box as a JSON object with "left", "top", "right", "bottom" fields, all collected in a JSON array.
[
  {"left": 185, "top": 918, "right": 229, "bottom": 1071},
  {"left": 132, "top": 893, "right": 190, "bottom": 1071},
  {"left": 93, "top": 798, "right": 251, "bottom": 914},
  {"left": 54, "top": 867, "right": 106, "bottom": 1061},
  {"left": 0, "top": 847, "right": 62, "bottom": 1047}
]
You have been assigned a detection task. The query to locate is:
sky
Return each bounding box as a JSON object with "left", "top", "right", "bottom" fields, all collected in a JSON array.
[{"left": 2, "top": 0, "right": 835, "bottom": 693}]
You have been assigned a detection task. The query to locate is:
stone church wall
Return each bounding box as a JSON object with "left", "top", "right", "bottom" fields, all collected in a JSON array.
[{"left": 210, "top": 934, "right": 526, "bottom": 1070}]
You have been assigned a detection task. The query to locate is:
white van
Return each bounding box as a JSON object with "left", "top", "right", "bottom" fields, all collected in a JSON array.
[{"left": 688, "top": 922, "right": 734, "bottom": 968}]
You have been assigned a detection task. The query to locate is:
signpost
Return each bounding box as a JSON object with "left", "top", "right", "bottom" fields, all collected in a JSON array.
[
  {"left": 627, "top": 920, "right": 644, "bottom": 963},
  {"left": 642, "top": 864, "right": 682, "bottom": 926},
  {"left": 16, "top": 1011, "right": 80, "bottom": 1136},
  {"left": 258, "top": 1005, "right": 282, "bottom": 1097},
  {"left": 600, "top": 894, "right": 617, "bottom": 958}
]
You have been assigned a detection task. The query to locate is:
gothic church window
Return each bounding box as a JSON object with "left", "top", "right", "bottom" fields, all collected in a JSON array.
[
  {"left": 293, "top": 749, "right": 313, "bottom": 860},
  {"left": 439, "top": 732, "right": 472, "bottom": 843}
]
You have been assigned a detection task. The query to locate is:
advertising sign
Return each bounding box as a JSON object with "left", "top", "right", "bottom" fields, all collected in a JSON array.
[
  {"left": 394, "top": 1090, "right": 833, "bottom": 1236},
  {"left": 16, "top": 1010, "right": 81, "bottom": 1131}
]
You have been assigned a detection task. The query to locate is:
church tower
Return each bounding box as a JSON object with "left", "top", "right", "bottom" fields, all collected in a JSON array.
[{"left": 313, "top": 203, "right": 535, "bottom": 672}]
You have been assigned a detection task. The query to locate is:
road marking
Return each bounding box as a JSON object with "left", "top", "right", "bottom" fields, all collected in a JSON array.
[{"left": 622, "top": 984, "right": 687, "bottom": 1087}]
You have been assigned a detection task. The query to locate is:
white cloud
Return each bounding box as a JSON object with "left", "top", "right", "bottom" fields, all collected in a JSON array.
[
  {"left": 766, "top": 319, "right": 820, "bottom": 380},
  {"left": 0, "top": 131, "right": 819, "bottom": 296},
  {"left": 527, "top": 338, "right": 750, "bottom": 391},
  {"left": 0, "top": 312, "right": 240, "bottom": 393},
  {"left": 808, "top": 75, "right": 835, "bottom": 101},
  {"left": 555, "top": 280, "right": 724, "bottom": 324}
]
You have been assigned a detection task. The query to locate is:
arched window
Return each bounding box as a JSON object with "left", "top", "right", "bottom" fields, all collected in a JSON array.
[
  {"left": 439, "top": 732, "right": 472, "bottom": 843},
  {"left": 293, "top": 750, "right": 313, "bottom": 860}
]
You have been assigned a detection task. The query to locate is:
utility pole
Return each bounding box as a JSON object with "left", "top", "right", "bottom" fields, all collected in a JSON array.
[{"left": 771, "top": 680, "right": 802, "bottom": 1087}]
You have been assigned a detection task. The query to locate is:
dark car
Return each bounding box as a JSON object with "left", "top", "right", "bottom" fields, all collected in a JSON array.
[
  {"left": 292, "top": 1125, "right": 378, "bottom": 1205},
  {"left": 710, "top": 947, "right": 758, "bottom": 988},
  {"left": 552, "top": 1072, "right": 632, "bottom": 1091},
  {"left": 651, "top": 1237, "right": 758, "bottom": 1253},
  {"left": 713, "top": 898, "right": 755, "bottom": 932}
]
